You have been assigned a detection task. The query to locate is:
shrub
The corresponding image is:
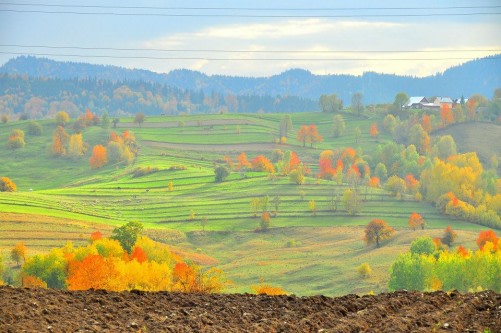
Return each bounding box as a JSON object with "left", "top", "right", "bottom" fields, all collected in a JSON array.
[
  {"left": 131, "top": 166, "right": 160, "bottom": 178},
  {"left": 27, "top": 122, "right": 43, "bottom": 136},
  {"left": 358, "top": 263, "right": 372, "bottom": 278}
]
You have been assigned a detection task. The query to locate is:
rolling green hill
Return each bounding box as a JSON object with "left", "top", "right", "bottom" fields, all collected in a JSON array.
[{"left": 0, "top": 112, "right": 497, "bottom": 296}]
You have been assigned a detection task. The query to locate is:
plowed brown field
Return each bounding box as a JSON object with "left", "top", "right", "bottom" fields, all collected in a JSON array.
[{"left": 0, "top": 286, "right": 499, "bottom": 332}]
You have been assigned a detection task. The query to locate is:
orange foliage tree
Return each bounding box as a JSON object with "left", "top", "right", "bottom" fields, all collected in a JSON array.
[
  {"left": 369, "top": 123, "right": 379, "bottom": 139},
  {"left": 0, "top": 176, "right": 16, "bottom": 192},
  {"left": 237, "top": 152, "right": 251, "bottom": 170},
  {"left": 52, "top": 126, "right": 69, "bottom": 156},
  {"left": 89, "top": 145, "right": 108, "bottom": 169},
  {"left": 11, "top": 242, "right": 28, "bottom": 266},
  {"left": 67, "top": 254, "right": 120, "bottom": 290},
  {"left": 297, "top": 124, "right": 323, "bottom": 148},
  {"left": 364, "top": 219, "right": 395, "bottom": 248},
  {"left": 440, "top": 104, "right": 454, "bottom": 127},
  {"left": 476, "top": 230, "right": 498, "bottom": 250},
  {"left": 408, "top": 212, "right": 425, "bottom": 230},
  {"left": 251, "top": 155, "right": 275, "bottom": 173},
  {"left": 421, "top": 114, "right": 432, "bottom": 133}
]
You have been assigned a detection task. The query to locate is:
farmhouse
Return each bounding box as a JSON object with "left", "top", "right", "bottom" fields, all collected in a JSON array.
[{"left": 405, "top": 96, "right": 439, "bottom": 110}]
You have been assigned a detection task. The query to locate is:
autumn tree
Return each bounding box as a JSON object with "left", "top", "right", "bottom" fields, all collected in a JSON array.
[
  {"left": 237, "top": 152, "right": 251, "bottom": 171},
  {"left": 67, "top": 254, "right": 120, "bottom": 291},
  {"left": 7, "top": 129, "right": 25, "bottom": 150},
  {"left": 111, "top": 221, "right": 144, "bottom": 254},
  {"left": 55, "top": 111, "right": 70, "bottom": 127},
  {"left": 134, "top": 112, "right": 145, "bottom": 127},
  {"left": 364, "top": 219, "right": 395, "bottom": 248},
  {"left": 250, "top": 198, "right": 261, "bottom": 217},
  {"left": 408, "top": 212, "right": 425, "bottom": 230},
  {"left": 476, "top": 230, "right": 498, "bottom": 250},
  {"left": 89, "top": 145, "right": 108, "bottom": 169},
  {"left": 421, "top": 114, "right": 432, "bottom": 133},
  {"left": 52, "top": 126, "right": 69, "bottom": 156},
  {"left": 297, "top": 124, "right": 322, "bottom": 148},
  {"left": 68, "top": 133, "right": 85, "bottom": 159},
  {"left": 309, "top": 200, "right": 317, "bottom": 216},
  {"left": 260, "top": 211, "right": 271, "bottom": 231},
  {"left": 0, "top": 177, "right": 16, "bottom": 192},
  {"left": 433, "top": 135, "right": 457, "bottom": 160},
  {"left": 441, "top": 226, "right": 457, "bottom": 247},
  {"left": 251, "top": 155, "right": 274, "bottom": 173},
  {"left": 351, "top": 92, "right": 363, "bottom": 115},
  {"left": 1, "top": 114, "right": 8, "bottom": 124},
  {"left": 11, "top": 242, "right": 28, "bottom": 266},
  {"left": 369, "top": 123, "right": 379, "bottom": 140},
  {"left": 440, "top": 104, "right": 454, "bottom": 127},
  {"left": 385, "top": 175, "right": 407, "bottom": 198},
  {"left": 23, "top": 249, "right": 68, "bottom": 288},
  {"left": 252, "top": 278, "right": 288, "bottom": 295},
  {"left": 331, "top": 115, "right": 345, "bottom": 137}
]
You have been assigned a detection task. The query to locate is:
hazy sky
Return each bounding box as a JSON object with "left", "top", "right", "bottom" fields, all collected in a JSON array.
[{"left": 1, "top": 0, "right": 500, "bottom": 77}]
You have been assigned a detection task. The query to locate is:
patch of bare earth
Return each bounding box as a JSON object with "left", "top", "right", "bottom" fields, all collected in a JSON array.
[{"left": 1, "top": 286, "right": 499, "bottom": 332}]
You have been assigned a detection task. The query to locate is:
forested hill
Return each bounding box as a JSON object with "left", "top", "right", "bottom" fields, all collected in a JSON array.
[{"left": 1, "top": 55, "right": 500, "bottom": 104}]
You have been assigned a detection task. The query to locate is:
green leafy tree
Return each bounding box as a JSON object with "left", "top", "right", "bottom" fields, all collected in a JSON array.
[
  {"left": 214, "top": 165, "right": 230, "bottom": 182},
  {"left": 393, "top": 92, "right": 409, "bottom": 114},
  {"left": 27, "top": 122, "right": 43, "bottom": 136},
  {"left": 410, "top": 237, "right": 436, "bottom": 256},
  {"left": 112, "top": 118, "right": 120, "bottom": 128},
  {"left": 388, "top": 252, "right": 434, "bottom": 291},
  {"left": 319, "top": 94, "right": 343, "bottom": 113},
  {"left": 331, "top": 114, "right": 346, "bottom": 137},
  {"left": 23, "top": 248, "right": 68, "bottom": 288},
  {"left": 110, "top": 221, "right": 144, "bottom": 254},
  {"left": 101, "top": 111, "right": 111, "bottom": 129},
  {"left": 351, "top": 92, "right": 363, "bottom": 115},
  {"left": 343, "top": 188, "right": 362, "bottom": 215},
  {"left": 1, "top": 114, "right": 8, "bottom": 124}
]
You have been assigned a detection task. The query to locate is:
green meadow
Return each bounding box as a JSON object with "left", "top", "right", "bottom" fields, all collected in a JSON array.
[{"left": 0, "top": 112, "right": 495, "bottom": 296}]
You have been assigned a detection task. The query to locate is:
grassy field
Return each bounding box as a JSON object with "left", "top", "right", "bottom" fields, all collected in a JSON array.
[{"left": 0, "top": 112, "right": 497, "bottom": 296}]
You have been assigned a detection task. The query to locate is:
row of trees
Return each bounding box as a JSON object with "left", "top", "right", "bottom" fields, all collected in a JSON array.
[
  {"left": 5, "top": 222, "right": 226, "bottom": 293},
  {"left": 389, "top": 231, "right": 500, "bottom": 292}
]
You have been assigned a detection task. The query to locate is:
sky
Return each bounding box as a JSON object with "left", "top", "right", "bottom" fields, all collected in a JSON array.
[{"left": 0, "top": 0, "right": 500, "bottom": 77}]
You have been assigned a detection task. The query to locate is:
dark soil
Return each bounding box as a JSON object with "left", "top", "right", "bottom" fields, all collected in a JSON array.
[{"left": 1, "top": 286, "right": 499, "bottom": 332}]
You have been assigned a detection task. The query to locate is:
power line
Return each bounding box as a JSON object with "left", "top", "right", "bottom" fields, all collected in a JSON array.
[
  {"left": 1, "top": 2, "right": 500, "bottom": 11},
  {"left": 2, "top": 51, "right": 499, "bottom": 62},
  {"left": 2, "top": 44, "right": 500, "bottom": 54},
  {"left": 1, "top": 8, "right": 500, "bottom": 17}
]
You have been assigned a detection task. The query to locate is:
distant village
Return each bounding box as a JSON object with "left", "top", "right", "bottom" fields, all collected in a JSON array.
[{"left": 404, "top": 96, "right": 467, "bottom": 110}]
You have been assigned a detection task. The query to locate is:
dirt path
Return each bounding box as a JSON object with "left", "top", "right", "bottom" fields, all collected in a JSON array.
[{"left": 1, "top": 286, "right": 499, "bottom": 332}]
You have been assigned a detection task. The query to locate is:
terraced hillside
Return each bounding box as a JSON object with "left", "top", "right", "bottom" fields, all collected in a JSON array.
[{"left": 0, "top": 112, "right": 496, "bottom": 295}]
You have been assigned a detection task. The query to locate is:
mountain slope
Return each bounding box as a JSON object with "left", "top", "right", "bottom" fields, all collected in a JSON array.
[{"left": 1, "top": 55, "right": 500, "bottom": 103}]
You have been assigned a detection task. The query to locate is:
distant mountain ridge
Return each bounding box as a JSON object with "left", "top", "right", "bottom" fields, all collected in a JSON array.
[{"left": 1, "top": 55, "right": 500, "bottom": 104}]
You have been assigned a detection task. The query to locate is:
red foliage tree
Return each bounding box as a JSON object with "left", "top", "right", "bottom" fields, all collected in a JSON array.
[{"left": 130, "top": 246, "right": 148, "bottom": 263}]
